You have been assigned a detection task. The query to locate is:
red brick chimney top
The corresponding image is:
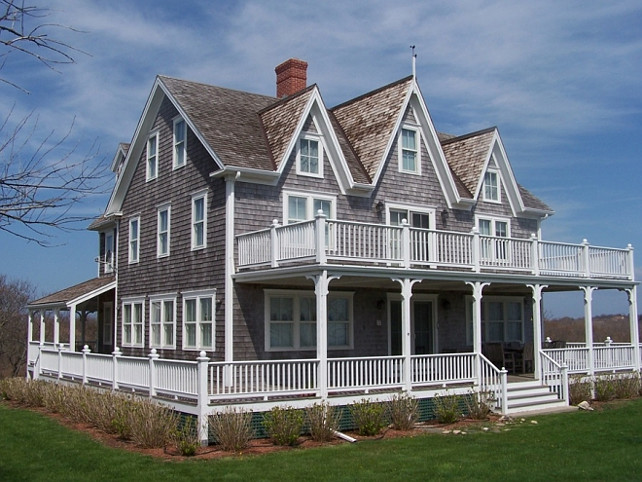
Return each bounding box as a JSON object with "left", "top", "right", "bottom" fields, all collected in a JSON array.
[{"left": 275, "top": 58, "right": 308, "bottom": 98}]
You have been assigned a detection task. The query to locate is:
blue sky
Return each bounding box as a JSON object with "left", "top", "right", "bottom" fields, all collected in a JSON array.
[{"left": 1, "top": 0, "right": 640, "bottom": 318}]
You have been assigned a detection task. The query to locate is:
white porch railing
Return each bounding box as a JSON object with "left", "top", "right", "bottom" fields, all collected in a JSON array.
[
  {"left": 237, "top": 215, "right": 634, "bottom": 280},
  {"left": 543, "top": 344, "right": 638, "bottom": 374},
  {"left": 328, "top": 355, "right": 404, "bottom": 392},
  {"left": 539, "top": 351, "right": 568, "bottom": 402},
  {"left": 478, "top": 354, "right": 507, "bottom": 413},
  {"left": 411, "top": 353, "right": 477, "bottom": 385}
]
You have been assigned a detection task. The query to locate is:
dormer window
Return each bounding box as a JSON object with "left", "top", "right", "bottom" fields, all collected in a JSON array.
[
  {"left": 483, "top": 171, "right": 500, "bottom": 202},
  {"left": 399, "top": 127, "right": 420, "bottom": 174},
  {"left": 146, "top": 132, "right": 158, "bottom": 181},
  {"left": 173, "top": 117, "right": 186, "bottom": 169},
  {"left": 297, "top": 136, "right": 322, "bottom": 177}
]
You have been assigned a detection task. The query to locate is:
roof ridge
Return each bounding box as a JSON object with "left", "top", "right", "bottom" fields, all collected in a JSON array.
[
  {"left": 440, "top": 126, "right": 497, "bottom": 146},
  {"left": 158, "top": 75, "right": 277, "bottom": 102},
  {"left": 331, "top": 75, "right": 413, "bottom": 111},
  {"left": 257, "top": 84, "right": 317, "bottom": 115}
]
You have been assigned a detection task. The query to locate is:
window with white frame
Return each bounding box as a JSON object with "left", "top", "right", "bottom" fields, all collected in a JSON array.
[
  {"left": 173, "top": 117, "right": 187, "bottom": 169},
  {"left": 103, "top": 230, "right": 114, "bottom": 273},
  {"left": 122, "top": 299, "right": 144, "bottom": 347},
  {"left": 483, "top": 170, "right": 500, "bottom": 202},
  {"left": 297, "top": 136, "right": 322, "bottom": 177},
  {"left": 466, "top": 297, "right": 524, "bottom": 344},
  {"left": 183, "top": 290, "right": 215, "bottom": 351},
  {"left": 265, "top": 290, "right": 353, "bottom": 351},
  {"left": 150, "top": 296, "right": 176, "bottom": 349},
  {"left": 399, "top": 127, "right": 420, "bottom": 174},
  {"left": 157, "top": 205, "right": 171, "bottom": 257},
  {"left": 284, "top": 192, "right": 334, "bottom": 224},
  {"left": 477, "top": 216, "right": 509, "bottom": 261},
  {"left": 128, "top": 217, "right": 140, "bottom": 263},
  {"left": 191, "top": 192, "right": 207, "bottom": 250},
  {"left": 146, "top": 132, "right": 158, "bottom": 180}
]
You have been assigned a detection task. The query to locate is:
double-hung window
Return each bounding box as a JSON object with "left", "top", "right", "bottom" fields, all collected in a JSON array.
[
  {"left": 191, "top": 192, "right": 207, "bottom": 250},
  {"left": 128, "top": 217, "right": 140, "bottom": 264},
  {"left": 387, "top": 204, "right": 434, "bottom": 261},
  {"left": 122, "top": 299, "right": 144, "bottom": 347},
  {"left": 173, "top": 117, "right": 186, "bottom": 169},
  {"left": 265, "top": 290, "right": 353, "bottom": 351},
  {"left": 284, "top": 192, "right": 334, "bottom": 248},
  {"left": 477, "top": 216, "right": 509, "bottom": 261},
  {"left": 465, "top": 297, "right": 524, "bottom": 344},
  {"left": 399, "top": 127, "right": 420, "bottom": 174},
  {"left": 150, "top": 296, "right": 176, "bottom": 349},
  {"left": 297, "top": 136, "right": 322, "bottom": 177},
  {"left": 146, "top": 132, "right": 158, "bottom": 181},
  {"left": 157, "top": 205, "right": 170, "bottom": 258},
  {"left": 183, "top": 290, "right": 215, "bottom": 351},
  {"left": 483, "top": 170, "right": 500, "bottom": 202}
]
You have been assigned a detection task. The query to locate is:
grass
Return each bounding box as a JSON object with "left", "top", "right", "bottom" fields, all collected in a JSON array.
[{"left": 2, "top": 400, "right": 642, "bottom": 481}]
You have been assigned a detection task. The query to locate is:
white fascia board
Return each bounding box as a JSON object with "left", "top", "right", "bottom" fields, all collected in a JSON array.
[
  {"left": 209, "top": 166, "right": 280, "bottom": 185},
  {"left": 490, "top": 131, "right": 523, "bottom": 217},
  {"left": 67, "top": 280, "right": 117, "bottom": 308},
  {"left": 109, "top": 145, "right": 127, "bottom": 173}
]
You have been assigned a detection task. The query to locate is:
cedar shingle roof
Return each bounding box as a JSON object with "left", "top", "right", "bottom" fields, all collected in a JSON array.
[
  {"left": 441, "top": 127, "right": 496, "bottom": 197},
  {"left": 29, "top": 276, "right": 115, "bottom": 308},
  {"left": 518, "top": 184, "right": 552, "bottom": 212},
  {"left": 331, "top": 76, "right": 413, "bottom": 179},
  {"left": 160, "top": 76, "right": 277, "bottom": 170}
]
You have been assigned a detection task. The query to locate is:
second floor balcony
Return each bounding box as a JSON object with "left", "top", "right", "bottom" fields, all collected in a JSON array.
[{"left": 237, "top": 213, "right": 635, "bottom": 281}]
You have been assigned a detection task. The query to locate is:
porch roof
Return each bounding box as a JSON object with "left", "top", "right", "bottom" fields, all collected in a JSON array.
[{"left": 28, "top": 276, "right": 115, "bottom": 310}]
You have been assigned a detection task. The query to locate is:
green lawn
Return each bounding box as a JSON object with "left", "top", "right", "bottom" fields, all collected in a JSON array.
[{"left": 1, "top": 400, "right": 642, "bottom": 481}]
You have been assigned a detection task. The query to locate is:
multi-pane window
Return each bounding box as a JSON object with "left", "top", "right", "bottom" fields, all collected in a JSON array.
[
  {"left": 173, "top": 117, "right": 187, "bottom": 168},
  {"left": 478, "top": 217, "right": 509, "bottom": 260},
  {"left": 146, "top": 133, "right": 158, "bottom": 180},
  {"left": 298, "top": 137, "right": 321, "bottom": 176},
  {"left": 483, "top": 171, "right": 500, "bottom": 202},
  {"left": 466, "top": 297, "right": 524, "bottom": 344},
  {"left": 122, "top": 300, "right": 144, "bottom": 347},
  {"left": 265, "top": 291, "right": 352, "bottom": 351},
  {"left": 400, "top": 128, "right": 419, "bottom": 173},
  {"left": 157, "top": 205, "right": 170, "bottom": 257},
  {"left": 128, "top": 217, "right": 140, "bottom": 263},
  {"left": 104, "top": 231, "right": 114, "bottom": 273},
  {"left": 150, "top": 297, "right": 175, "bottom": 349},
  {"left": 102, "top": 302, "right": 113, "bottom": 346},
  {"left": 191, "top": 193, "right": 206, "bottom": 250},
  {"left": 285, "top": 192, "right": 334, "bottom": 247},
  {"left": 183, "top": 291, "right": 214, "bottom": 350}
]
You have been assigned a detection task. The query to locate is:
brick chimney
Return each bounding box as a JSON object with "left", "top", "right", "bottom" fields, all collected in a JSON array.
[{"left": 275, "top": 58, "right": 308, "bottom": 98}]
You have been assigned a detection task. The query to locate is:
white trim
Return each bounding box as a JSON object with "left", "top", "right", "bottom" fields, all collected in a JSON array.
[
  {"left": 398, "top": 125, "right": 421, "bottom": 175},
  {"left": 182, "top": 289, "right": 216, "bottom": 352},
  {"left": 121, "top": 297, "right": 145, "bottom": 348},
  {"left": 385, "top": 202, "right": 436, "bottom": 229},
  {"left": 149, "top": 293, "right": 177, "bottom": 350},
  {"left": 157, "top": 204, "right": 171, "bottom": 258},
  {"left": 128, "top": 216, "right": 140, "bottom": 264},
  {"left": 482, "top": 168, "right": 501, "bottom": 203},
  {"left": 264, "top": 289, "right": 354, "bottom": 352},
  {"left": 146, "top": 131, "right": 159, "bottom": 181},
  {"left": 296, "top": 134, "right": 324, "bottom": 178},
  {"left": 172, "top": 116, "right": 187, "bottom": 170},
  {"left": 283, "top": 190, "right": 336, "bottom": 224}
]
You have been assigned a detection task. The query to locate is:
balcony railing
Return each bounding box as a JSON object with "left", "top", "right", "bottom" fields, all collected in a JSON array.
[{"left": 237, "top": 215, "right": 634, "bottom": 280}]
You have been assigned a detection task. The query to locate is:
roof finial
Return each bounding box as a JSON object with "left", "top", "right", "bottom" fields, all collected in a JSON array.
[{"left": 410, "top": 45, "right": 417, "bottom": 78}]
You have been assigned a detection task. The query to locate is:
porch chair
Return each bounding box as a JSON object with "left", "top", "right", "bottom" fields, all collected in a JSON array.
[
  {"left": 514, "top": 342, "right": 534, "bottom": 374},
  {"left": 483, "top": 342, "right": 515, "bottom": 374}
]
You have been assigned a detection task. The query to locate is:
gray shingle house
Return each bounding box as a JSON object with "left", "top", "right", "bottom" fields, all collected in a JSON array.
[{"left": 27, "top": 59, "right": 638, "bottom": 439}]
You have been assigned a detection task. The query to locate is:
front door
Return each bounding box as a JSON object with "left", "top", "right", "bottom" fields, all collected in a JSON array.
[{"left": 389, "top": 299, "right": 436, "bottom": 355}]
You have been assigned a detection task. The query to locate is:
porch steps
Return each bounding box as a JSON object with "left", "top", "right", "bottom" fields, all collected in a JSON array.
[{"left": 505, "top": 380, "right": 568, "bottom": 414}]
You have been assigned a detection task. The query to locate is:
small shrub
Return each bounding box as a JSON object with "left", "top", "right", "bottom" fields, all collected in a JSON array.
[
  {"left": 433, "top": 391, "right": 462, "bottom": 424},
  {"left": 209, "top": 407, "right": 254, "bottom": 452},
  {"left": 568, "top": 375, "right": 593, "bottom": 405},
  {"left": 388, "top": 393, "right": 418, "bottom": 430},
  {"left": 127, "top": 399, "right": 178, "bottom": 448},
  {"left": 350, "top": 398, "right": 386, "bottom": 436},
  {"left": 464, "top": 390, "right": 493, "bottom": 420},
  {"left": 594, "top": 375, "right": 616, "bottom": 402},
  {"left": 305, "top": 401, "right": 340, "bottom": 442},
  {"left": 263, "top": 405, "right": 303, "bottom": 446},
  {"left": 173, "top": 416, "right": 200, "bottom": 456},
  {"left": 613, "top": 374, "right": 640, "bottom": 399}
]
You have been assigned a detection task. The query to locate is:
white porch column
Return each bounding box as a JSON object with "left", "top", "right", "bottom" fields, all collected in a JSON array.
[
  {"left": 53, "top": 309, "right": 60, "bottom": 346},
  {"left": 528, "top": 284, "right": 547, "bottom": 379},
  {"left": 582, "top": 286, "right": 596, "bottom": 376},
  {"left": 69, "top": 305, "right": 77, "bottom": 351},
  {"left": 224, "top": 173, "right": 238, "bottom": 368},
  {"left": 27, "top": 310, "right": 33, "bottom": 344},
  {"left": 39, "top": 310, "right": 46, "bottom": 345},
  {"left": 466, "top": 281, "right": 489, "bottom": 385},
  {"left": 626, "top": 287, "right": 640, "bottom": 371},
  {"left": 312, "top": 271, "right": 329, "bottom": 399},
  {"left": 393, "top": 278, "right": 420, "bottom": 392}
]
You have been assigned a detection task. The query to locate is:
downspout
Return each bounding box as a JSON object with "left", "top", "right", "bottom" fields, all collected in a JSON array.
[{"left": 224, "top": 171, "right": 240, "bottom": 367}]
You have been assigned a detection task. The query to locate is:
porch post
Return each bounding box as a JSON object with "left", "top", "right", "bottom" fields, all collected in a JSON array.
[
  {"left": 315, "top": 210, "right": 327, "bottom": 265},
  {"left": 467, "top": 281, "right": 489, "bottom": 384},
  {"left": 528, "top": 284, "right": 547, "bottom": 379},
  {"left": 224, "top": 174, "right": 237, "bottom": 381},
  {"left": 69, "top": 305, "right": 77, "bottom": 351},
  {"left": 39, "top": 310, "right": 46, "bottom": 346},
  {"left": 582, "top": 286, "right": 596, "bottom": 376},
  {"left": 626, "top": 287, "right": 640, "bottom": 371},
  {"left": 53, "top": 309, "right": 60, "bottom": 346},
  {"left": 309, "top": 271, "right": 334, "bottom": 399},
  {"left": 393, "top": 278, "right": 420, "bottom": 392}
]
